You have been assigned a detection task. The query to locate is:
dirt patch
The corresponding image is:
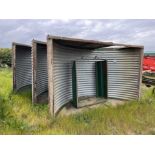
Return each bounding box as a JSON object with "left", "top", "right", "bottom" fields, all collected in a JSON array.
[
  {"left": 16, "top": 85, "right": 31, "bottom": 92},
  {"left": 78, "top": 96, "right": 107, "bottom": 107},
  {"left": 59, "top": 98, "right": 124, "bottom": 116},
  {"left": 37, "top": 91, "right": 48, "bottom": 104}
]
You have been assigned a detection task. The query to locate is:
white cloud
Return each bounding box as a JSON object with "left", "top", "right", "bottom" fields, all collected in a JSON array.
[
  {"left": 38, "top": 20, "right": 58, "bottom": 26},
  {"left": 59, "top": 19, "right": 71, "bottom": 23},
  {"left": 0, "top": 19, "right": 155, "bottom": 51},
  {"left": 92, "top": 22, "right": 103, "bottom": 32}
]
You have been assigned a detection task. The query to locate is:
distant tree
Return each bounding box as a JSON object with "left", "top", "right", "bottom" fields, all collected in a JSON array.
[{"left": 0, "top": 48, "right": 12, "bottom": 67}]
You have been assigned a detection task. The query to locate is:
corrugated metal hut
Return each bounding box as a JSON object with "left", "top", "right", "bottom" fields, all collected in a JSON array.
[
  {"left": 46, "top": 35, "right": 144, "bottom": 116},
  {"left": 12, "top": 42, "right": 32, "bottom": 91},
  {"left": 12, "top": 36, "right": 144, "bottom": 117}
]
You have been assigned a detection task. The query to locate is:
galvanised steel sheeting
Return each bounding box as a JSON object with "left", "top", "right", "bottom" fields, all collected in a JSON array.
[
  {"left": 36, "top": 44, "right": 48, "bottom": 96},
  {"left": 53, "top": 44, "right": 89, "bottom": 113},
  {"left": 12, "top": 43, "right": 32, "bottom": 91},
  {"left": 76, "top": 61, "right": 96, "bottom": 98},
  {"left": 53, "top": 43, "right": 141, "bottom": 114},
  {"left": 47, "top": 36, "right": 144, "bottom": 116},
  {"left": 32, "top": 41, "right": 47, "bottom": 103}
]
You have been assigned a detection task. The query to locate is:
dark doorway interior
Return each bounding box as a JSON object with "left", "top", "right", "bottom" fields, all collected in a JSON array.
[{"left": 96, "top": 61, "right": 108, "bottom": 98}]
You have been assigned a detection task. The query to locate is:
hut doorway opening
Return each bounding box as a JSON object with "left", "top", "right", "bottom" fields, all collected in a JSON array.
[{"left": 72, "top": 60, "right": 108, "bottom": 108}]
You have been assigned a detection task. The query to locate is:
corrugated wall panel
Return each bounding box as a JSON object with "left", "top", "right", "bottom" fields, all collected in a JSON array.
[
  {"left": 76, "top": 61, "right": 96, "bottom": 97},
  {"left": 94, "top": 49, "right": 140, "bottom": 100},
  {"left": 36, "top": 44, "right": 48, "bottom": 97},
  {"left": 53, "top": 43, "right": 141, "bottom": 113},
  {"left": 53, "top": 45, "right": 89, "bottom": 112},
  {"left": 15, "top": 45, "right": 32, "bottom": 90}
]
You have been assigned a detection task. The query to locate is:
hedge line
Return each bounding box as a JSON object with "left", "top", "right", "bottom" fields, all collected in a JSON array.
[{"left": 0, "top": 48, "right": 12, "bottom": 67}]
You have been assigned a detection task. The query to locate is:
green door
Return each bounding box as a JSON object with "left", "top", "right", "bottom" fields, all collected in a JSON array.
[
  {"left": 96, "top": 61, "right": 108, "bottom": 98},
  {"left": 72, "top": 61, "right": 78, "bottom": 107}
]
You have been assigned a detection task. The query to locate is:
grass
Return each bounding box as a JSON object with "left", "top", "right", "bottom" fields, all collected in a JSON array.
[{"left": 0, "top": 68, "right": 155, "bottom": 134}]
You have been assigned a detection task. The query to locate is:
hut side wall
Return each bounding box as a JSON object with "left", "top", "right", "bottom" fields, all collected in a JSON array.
[
  {"left": 138, "top": 48, "right": 144, "bottom": 98},
  {"left": 13, "top": 44, "right": 32, "bottom": 91},
  {"left": 52, "top": 43, "right": 142, "bottom": 114},
  {"left": 76, "top": 60, "right": 96, "bottom": 98},
  {"left": 36, "top": 43, "right": 48, "bottom": 97},
  {"left": 53, "top": 43, "right": 89, "bottom": 113},
  {"left": 32, "top": 42, "right": 48, "bottom": 103},
  {"left": 102, "top": 48, "right": 141, "bottom": 100}
]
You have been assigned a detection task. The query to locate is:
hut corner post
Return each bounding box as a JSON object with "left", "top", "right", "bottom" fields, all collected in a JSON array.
[
  {"left": 47, "top": 38, "right": 54, "bottom": 117},
  {"left": 32, "top": 41, "right": 37, "bottom": 103},
  {"left": 138, "top": 48, "right": 144, "bottom": 100},
  {"left": 12, "top": 43, "right": 16, "bottom": 91}
]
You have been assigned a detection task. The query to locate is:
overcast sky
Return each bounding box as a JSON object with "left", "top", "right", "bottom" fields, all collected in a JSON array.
[{"left": 0, "top": 19, "right": 155, "bottom": 51}]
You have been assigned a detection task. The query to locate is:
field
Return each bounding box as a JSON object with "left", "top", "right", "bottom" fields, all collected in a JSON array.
[{"left": 0, "top": 68, "right": 155, "bottom": 134}]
